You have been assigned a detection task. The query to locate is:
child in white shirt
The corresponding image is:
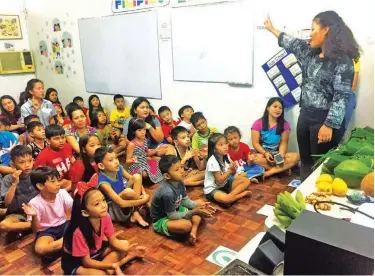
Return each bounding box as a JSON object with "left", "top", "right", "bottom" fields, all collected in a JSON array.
[{"left": 204, "top": 133, "right": 252, "bottom": 205}]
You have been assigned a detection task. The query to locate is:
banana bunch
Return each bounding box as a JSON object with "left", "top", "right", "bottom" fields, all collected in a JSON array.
[{"left": 273, "top": 191, "right": 306, "bottom": 228}]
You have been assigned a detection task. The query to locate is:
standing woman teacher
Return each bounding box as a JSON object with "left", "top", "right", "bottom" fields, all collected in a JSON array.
[{"left": 264, "top": 11, "right": 360, "bottom": 181}]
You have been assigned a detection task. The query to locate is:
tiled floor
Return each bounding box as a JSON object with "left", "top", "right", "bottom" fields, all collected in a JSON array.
[{"left": 0, "top": 174, "right": 297, "bottom": 275}]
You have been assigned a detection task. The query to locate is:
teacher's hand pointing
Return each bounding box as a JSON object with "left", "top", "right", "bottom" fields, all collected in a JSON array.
[{"left": 264, "top": 16, "right": 275, "bottom": 32}]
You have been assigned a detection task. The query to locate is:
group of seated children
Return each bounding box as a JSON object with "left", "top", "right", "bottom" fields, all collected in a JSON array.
[{"left": 0, "top": 78, "right": 301, "bottom": 275}]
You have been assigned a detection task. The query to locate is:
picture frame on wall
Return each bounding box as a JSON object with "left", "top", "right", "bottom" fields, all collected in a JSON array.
[{"left": 0, "top": 15, "right": 22, "bottom": 40}]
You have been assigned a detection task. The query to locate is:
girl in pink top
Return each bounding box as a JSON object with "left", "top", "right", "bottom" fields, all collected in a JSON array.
[{"left": 61, "top": 184, "right": 147, "bottom": 275}]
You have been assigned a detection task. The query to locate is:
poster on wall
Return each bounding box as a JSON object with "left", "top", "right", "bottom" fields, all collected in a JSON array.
[
  {"left": 52, "top": 18, "right": 61, "bottom": 32},
  {"left": 51, "top": 39, "right": 62, "bottom": 58},
  {"left": 112, "top": 0, "right": 170, "bottom": 12},
  {"left": 55, "top": 61, "right": 64, "bottom": 75},
  {"left": 0, "top": 15, "right": 22, "bottom": 39},
  {"left": 262, "top": 49, "right": 302, "bottom": 108},
  {"left": 39, "top": 40, "right": 48, "bottom": 57},
  {"left": 61, "top": 32, "right": 73, "bottom": 48}
]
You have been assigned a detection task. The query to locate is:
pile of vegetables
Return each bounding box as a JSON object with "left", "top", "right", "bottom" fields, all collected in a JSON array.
[{"left": 314, "top": 127, "right": 374, "bottom": 190}]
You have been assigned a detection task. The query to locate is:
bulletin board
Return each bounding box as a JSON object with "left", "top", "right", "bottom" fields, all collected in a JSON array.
[
  {"left": 171, "top": 1, "right": 254, "bottom": 85},
  {"left": 78, "top": 10, "right": 162, "bottom": 99},
  {"left": 262, "top": 49, "right": 302, "bottom": 108}
]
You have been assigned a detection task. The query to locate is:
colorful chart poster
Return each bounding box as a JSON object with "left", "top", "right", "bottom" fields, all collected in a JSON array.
[
  {"left": 262, "top": 49, "right": 303, "bottom": 108},
  {"left": 112, "top": 0, "right": 170, "bottom": 12}
]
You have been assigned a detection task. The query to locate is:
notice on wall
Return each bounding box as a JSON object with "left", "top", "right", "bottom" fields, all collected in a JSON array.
[
  {"left": 4, "top": 42, "right": 14, "bottom": 51},
  {"left": 159, "top": 21, "right": 171, "bottom": 41},
  {"left": 262, "top": 49, "right": 303, "bottom": 108}
]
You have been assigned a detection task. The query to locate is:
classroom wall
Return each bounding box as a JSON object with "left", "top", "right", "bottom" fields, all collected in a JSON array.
[
  {"left": 24, "top": 0, "right": 374, "bottom": 151},
  {"left": 0, "top": 0, "right": 35, "bottom": 98}
]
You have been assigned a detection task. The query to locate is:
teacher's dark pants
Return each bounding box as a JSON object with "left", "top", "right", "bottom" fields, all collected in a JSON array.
[{"left": 297, "top": 107, "right": 345, "bottom": 182}]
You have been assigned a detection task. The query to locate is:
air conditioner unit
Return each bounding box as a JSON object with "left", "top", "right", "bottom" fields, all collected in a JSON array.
[{"left": 0, "top": 51, "right": 35, "bottom": 75}]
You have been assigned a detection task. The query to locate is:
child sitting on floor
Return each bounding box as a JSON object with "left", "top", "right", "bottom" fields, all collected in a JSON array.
[
  {"left": 177, "top": 105, "right": 195, "bottom": 138},
  {"left": 0, "top": 146, "right": 39, "bottom": 234},
  {"left": 151, "top": 155, "right": 215, "bottom": 244},
  {"left": 224, "top": 126, "right": 264, "bottom": 183},
  {"left": 158, "top": 106, "right": 181, "bottom": 145},
  {"left": 90, "top": 110, "right": 111, "bottom": 148},
  {"left": 22, "top": 166, "right": 73, "bottom": 257},
  {"left": 110, "top": 94, "right": 130, "bottom": 131},
  {"left": 61, "top": 185, "right": 147, "bottom": 275},
  {"left": 108, "top": 128, "right": 127, "bottom": 158},
  {"left": 73, "top": 96, "right": 89, "bottom": 115},
  {"left": 69, "top": 134, "right": 101, "bottom": 192},
  {"left": 18, "top": 114, "right": 40, "bottom": 145},
  {"left": 204, "top": 133, "right": 252, "bottom": 205},
  {"left": 126, "top": 118, "right": 164, "bottom": 185},
  {"left": 191, "top": 112, "right": 218, "bottom": 157},
  {"left": 0, "top": 117, "right": 19, "bottom": 167},
  {"left": 50, "top": 103, "right": 66, "bottom": 126},
  {"left": 167, "top": 126, "right": 206, "bottom": 187},
  {"left": 95, "top": 147, "right": 150, "bottom": 227},
  {"left": 34, "top": 124, "right": 74, "bottom": 191},
  {"left": 27, "top": 121, "right": 47, "bottom": 159}
]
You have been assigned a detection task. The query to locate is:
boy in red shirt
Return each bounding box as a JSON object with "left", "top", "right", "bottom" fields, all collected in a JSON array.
[
  {"left": 158, "top": 106, "right": 181, "bottom": 144},
  {"left": 73, "top": 96, "right": 89, "bottom": 115},
  {"left": 224, "top": 126, "right": 264, "bottom": 182},
  {"left": 34, "top": 124, "right": 74, "bottom": 191}
]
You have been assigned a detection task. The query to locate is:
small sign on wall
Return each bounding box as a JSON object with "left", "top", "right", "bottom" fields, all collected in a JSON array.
[
  {"left": 4, "top": 42, "right": 15, "bottom": 51},
  {"left": 112, "top": 0, "right": 170, "bottom": 12}
]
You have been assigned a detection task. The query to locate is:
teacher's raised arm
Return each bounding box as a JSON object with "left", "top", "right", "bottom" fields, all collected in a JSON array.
[
  {"left": 264, "top": 16, "right": 312, "bottom": 65},
  {"left": 265, "top": 11, "right": 360, "bottom": 182}
]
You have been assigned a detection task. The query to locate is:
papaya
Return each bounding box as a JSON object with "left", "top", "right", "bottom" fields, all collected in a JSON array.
[
  {"left": 324, "top": 158, "right": 341, "bottom": 172},
  {"left": 346, "top": 138, "right": 374, "bottom": 156},
  {"left": 352, "top": 154, "right": 374, "bottom": 169},
  {"left": 361, "top": 172, "right": 374, "bottom": 197},
  {"left": 321, "top": 164, "right": 332, "bottom": 174},
  {"left": 334, "top": 160, "right": 372, "bottom": 188},
  {"left": 350, "top": 128, "right": 374, "bottom": 141}
]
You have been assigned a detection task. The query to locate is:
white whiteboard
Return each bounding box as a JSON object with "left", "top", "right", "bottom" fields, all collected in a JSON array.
[
  {"left": 78, "top": 11, "right": 162, "bottom": 99},
  {"left": 171, "top": 1, "right": 254, "bottom": 84}
]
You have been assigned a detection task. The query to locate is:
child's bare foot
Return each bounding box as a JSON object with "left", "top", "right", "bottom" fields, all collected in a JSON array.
[
  {"left": 0, "top": 208, "right": 7, "bottom": 216},
  {"left": 188, "top": 232, "right": 197, "bottom": 245},
  {"left": 250, "top": 178, "right": 259, "bottom": 184},
  {"left": 242, "top": 190, "right": 253, "bottom": 198},
  {"left": 131, "top": 211, "right": 149, "bottom": 228},
  {"left": 263, "top": 171, "right": 272, "bottom": 178},
  {"left": 114, "top": 266, "right": 125, "bottom": 276}
]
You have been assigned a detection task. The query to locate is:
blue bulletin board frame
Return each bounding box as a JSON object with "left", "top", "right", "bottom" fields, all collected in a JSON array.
[{"left": 262, "top": 49, "right": 303, "bottom": 108}]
